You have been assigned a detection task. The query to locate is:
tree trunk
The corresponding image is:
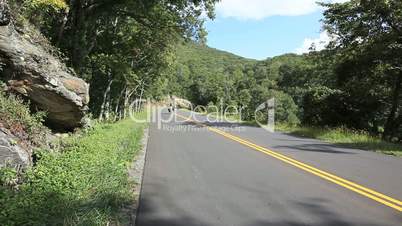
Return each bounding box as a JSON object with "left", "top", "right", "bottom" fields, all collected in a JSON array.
[
  {"left": 114, "top": 86, "right": 126, "bottom": 120},
  {"left": 70, "top": 0, "right": 85, "bottom": 71},
  {"left": 123, "top": 88, "right": 130, "bottom": 118},
  {"left": 104, "top": 95, "right": 111, "bottom": 120},
  {"left": 137, "top": 86, "right": 144, "bottom": 112},
  {"left": 56, "top": 8, "right": 70, "bottom": 46},
  {"left": 384, "top": 73, "right": 401, "bottom": 139},
  {"left": 99, "top": 77, "right": 113, "bottom": 120},
  {"left": 123, "top": 83, "right": 140, "bottom": 118}
]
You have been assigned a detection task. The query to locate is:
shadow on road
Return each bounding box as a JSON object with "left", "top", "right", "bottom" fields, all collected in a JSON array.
[
  {"left": 176, "top": 120, "right": 356, "bottom": 155},
  {"left": 272, "top": 143, "right": 355, "bottom": 154},
  {"left": 136, "top": 184, "right": 390, "bottom": 226}
]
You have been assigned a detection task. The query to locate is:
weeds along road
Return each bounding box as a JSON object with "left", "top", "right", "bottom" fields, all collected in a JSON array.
[{"left": 136, "top": 109, "right": 402, "bottom": 226}]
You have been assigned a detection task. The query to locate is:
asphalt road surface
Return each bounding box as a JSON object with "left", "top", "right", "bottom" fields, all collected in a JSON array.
[{"left": 136, "top": 109, "right": 402, "bottom": 226}]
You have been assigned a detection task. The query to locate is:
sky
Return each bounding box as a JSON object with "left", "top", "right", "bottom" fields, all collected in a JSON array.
[{"left": 205, "top": 0, "right": 348, "bottom": 60}]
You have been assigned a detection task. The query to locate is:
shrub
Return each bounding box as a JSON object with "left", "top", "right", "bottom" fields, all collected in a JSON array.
[
  {"left": 252, "top": 89, "right": 300, "bottom": 126},
  {"left": 0, "top": 90, "right": 48, "bottom": 146},
  {"left": 24, "top": 0, "right": 68, "bottom": 10}
]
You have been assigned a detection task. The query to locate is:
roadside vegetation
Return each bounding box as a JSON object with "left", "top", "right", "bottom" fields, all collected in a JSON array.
[
  {"left": 276, "top": 124, "right": 402, "bottom": 157},
  {"left": 0, "top": 112, "right": 148, "bottom": 226},
  {"left": 0, "top": 89, "right": 49, "bottom": 146},
  {"left": 2, "top": 1, "right": 217, "bottom": 225}
]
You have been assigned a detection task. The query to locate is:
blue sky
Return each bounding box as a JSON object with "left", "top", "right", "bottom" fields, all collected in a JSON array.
[{"left": 204, "top": 0, "right": 347, "bottom": 60}]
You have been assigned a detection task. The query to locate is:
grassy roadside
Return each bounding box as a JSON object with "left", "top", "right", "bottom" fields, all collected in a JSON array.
[
  {"left": 0, "top": 112, "right": 148, "bottom": 226},
  {"left": 276, "top": 124, "right": 402, "bottom": 157}
]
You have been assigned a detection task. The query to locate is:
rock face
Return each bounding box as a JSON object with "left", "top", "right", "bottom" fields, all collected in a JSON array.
[
  {"left": 0, "top": 0, "right": 10, "bottom": 26},
  {"left": 0, "top": 0, "right": 89, "bottom": 130},
  {"left": 0, "top": 128, "right": 31, "bottom": 168}
]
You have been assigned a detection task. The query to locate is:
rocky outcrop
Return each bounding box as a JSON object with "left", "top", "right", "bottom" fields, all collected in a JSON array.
[
  {"left": 0, "top": 0, "right": 10, "bottom": 26},
  {"left": 0, "top": 0, "right": 89, "bottom": 130},
  {"left": 0, "top": 128, "right": 31, "bottom": 168}
]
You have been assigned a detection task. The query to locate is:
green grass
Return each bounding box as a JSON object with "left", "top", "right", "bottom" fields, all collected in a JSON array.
[
  {"left": 0, "top": 112, "right": 148, "bottom": 226},
  {"left": 276, "top": 124, "right": 402, "bottom": 157}
]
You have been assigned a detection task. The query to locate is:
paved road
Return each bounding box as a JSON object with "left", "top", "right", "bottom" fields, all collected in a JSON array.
[{"left": 136, "top": 109, "right": 402, "bottom": 226}]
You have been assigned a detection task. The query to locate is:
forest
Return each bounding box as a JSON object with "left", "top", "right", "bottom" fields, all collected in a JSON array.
[
  {"left": 4, "top": 0, "right": 218, "bottom": 121},
  {"left": 169, "top": 1, "right": 402, "bottom": 142}
]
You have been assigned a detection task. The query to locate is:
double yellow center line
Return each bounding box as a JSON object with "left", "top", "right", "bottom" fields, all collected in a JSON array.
[{"left": 175, "top": 113, "right": 402, "bottom": 212}]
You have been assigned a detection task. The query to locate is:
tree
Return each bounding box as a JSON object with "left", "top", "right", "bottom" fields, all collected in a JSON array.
[
  {"left": 321, "top": 0, "right": 402, "bottom": 139},
  {"left": 16, "top": 0, "right": 219, "bottom": 119}
]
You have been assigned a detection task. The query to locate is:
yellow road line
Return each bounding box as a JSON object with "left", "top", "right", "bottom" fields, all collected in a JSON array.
[{"left": 175, "top": 114, "right": 402, "bottom": 212}]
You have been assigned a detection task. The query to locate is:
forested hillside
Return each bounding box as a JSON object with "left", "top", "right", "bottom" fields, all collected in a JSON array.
[
  {"left": 169, "top": 42, "right": 255, "bottom": 104},
  {"left": 171, "top": 41, "right": 401, "bottom": 141},
  {"left": 170, "top": 43, "right": 314, "bottom": 125},
  {"left": 170, "top": 3, "right": 402, "bottom": 142}
]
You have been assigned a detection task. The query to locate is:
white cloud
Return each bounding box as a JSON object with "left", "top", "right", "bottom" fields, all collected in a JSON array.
[
  {"left": 295, "top": 31, "right": 332, "bottom": 54},
  {"left": 216, "top": 0, "right": 349, "bottom": 20}
]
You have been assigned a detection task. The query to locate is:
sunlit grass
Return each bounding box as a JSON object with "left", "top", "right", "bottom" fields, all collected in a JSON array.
[
  {"left": 0, "top": 112, "right": 148, "bottom": 225},
  {"left": 276, "top": 124, "right": 402, "bottom": 157}
]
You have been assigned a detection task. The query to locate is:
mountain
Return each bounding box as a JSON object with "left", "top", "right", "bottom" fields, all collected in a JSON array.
[{"left": 175, "top": 42, "right": 257, "bottom": 69}]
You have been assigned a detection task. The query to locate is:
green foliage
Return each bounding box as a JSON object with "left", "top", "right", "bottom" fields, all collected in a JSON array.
[
  {"left": 0, "top": 114, "right": 147, "bottom": 225},
  {"left": 167, "top": 1, "right": 402, "bottom": 143},
  {"left": 170, "top": 42, "right": 301, "bottom": 124},
  {"left": 170, "top": 20, "right": 401, "bottom": 142},
  {"left": 272, "top": 91, "right": 300, "bottom": 125},
  {"left": 0, "top": 90, "right": 48, "bottom": 146},
  {"left": 170, "top": 42, "right": 256, "bottom": 104},
  {"left": 10, "top": 0, "right": 219, "bottom": 121},
  {"left": 9, "top": 0, "right": 68, "bottom": 37},
  {"left": 250, "top": 89, "right": 299, "bottom": 125},
  {"left": 24, "top": 0, "right": 67, "bottom": 10},
  {"left": 301, "top": 86, "right": 343, "bottom": 125},
  {"left": 0, "top": 168, "right": 18, "bottom": 187},
  {"left": 321, "top": 0, "right": 402, "bottom": 140}
]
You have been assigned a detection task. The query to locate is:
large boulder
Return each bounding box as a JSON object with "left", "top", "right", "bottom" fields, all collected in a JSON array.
[
  {"left": 0, "top": 0, "right": 89, "bottom": 130},
  {"left": 0, "top": 128, "right": 31, "bottom": 168}
]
